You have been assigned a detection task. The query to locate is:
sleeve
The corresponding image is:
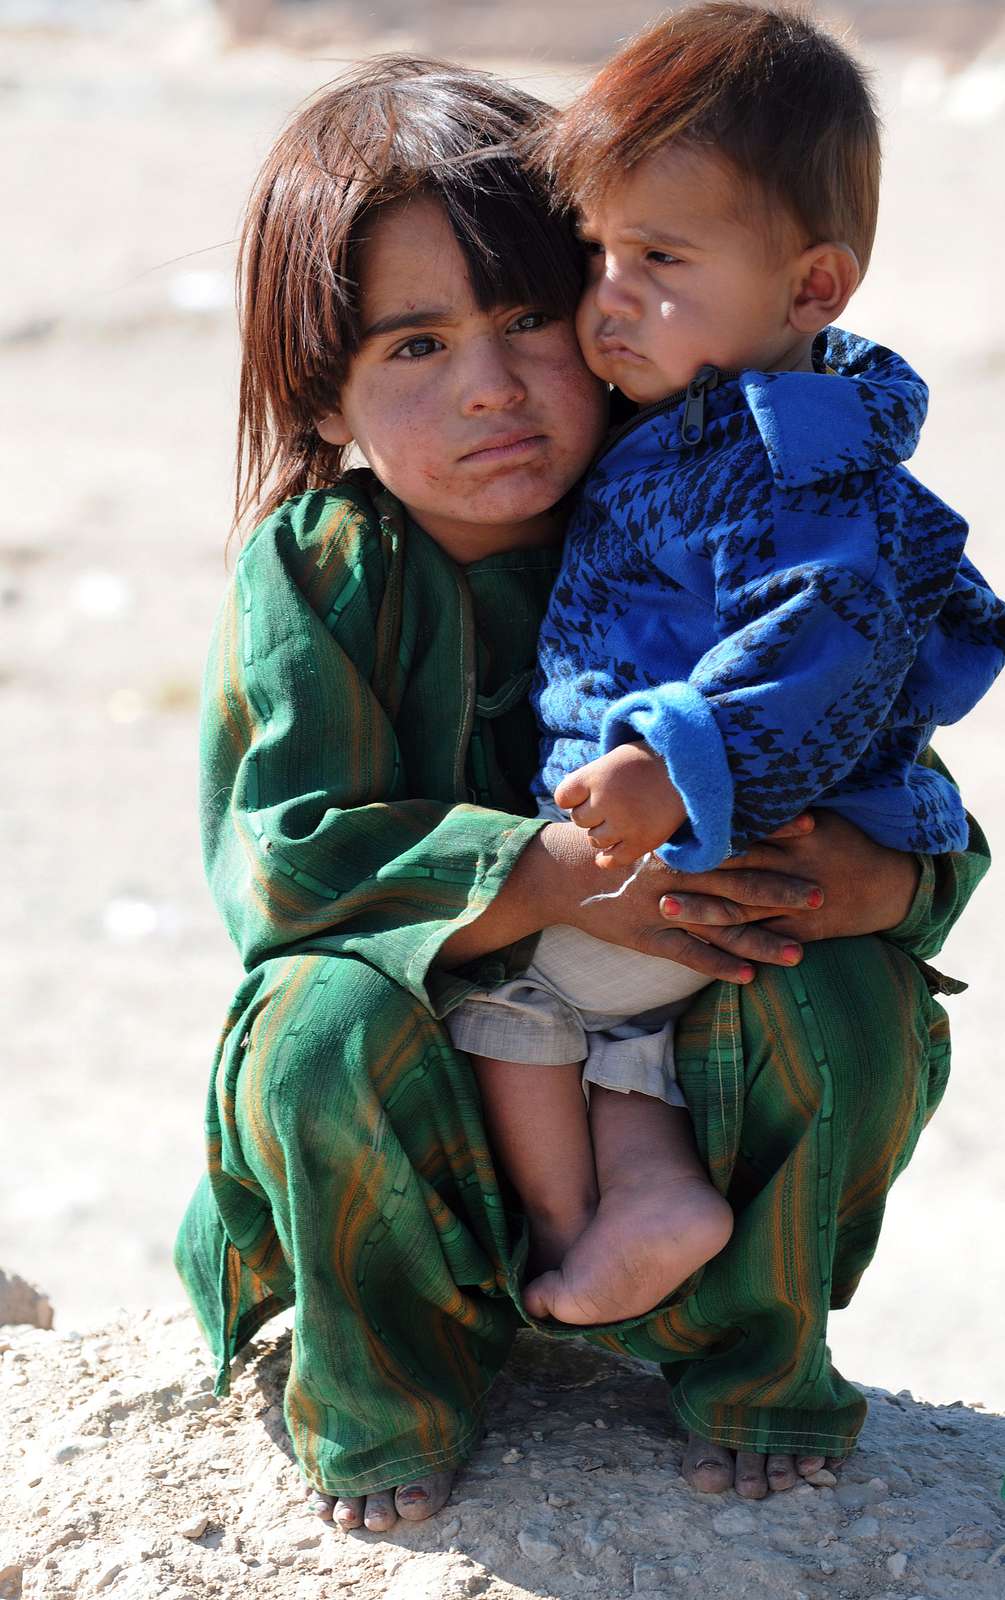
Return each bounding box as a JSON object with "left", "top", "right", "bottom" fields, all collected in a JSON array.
[
  {"left": 883, "top": 749, "right": 991, "bottom": 965},
  {"left": 602, "top": 524, "right": 920, "bottom": 870},
  {"left": 200, "top": 493, "right": 544, "bottom": 1010},
  {"left": 598, "top": 441, "right": 1001, "bottom": 870}
]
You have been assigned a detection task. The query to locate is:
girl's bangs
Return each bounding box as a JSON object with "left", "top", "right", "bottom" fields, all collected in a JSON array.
[{"left": 441, "top": 174, "right": 584, "bottom": 318}]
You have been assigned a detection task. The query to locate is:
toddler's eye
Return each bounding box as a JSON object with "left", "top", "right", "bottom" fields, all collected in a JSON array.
[
  {"left": 647, "top": 250, "right": 681, "bottom": 266},
  {"left": 393, "top": 334, "right": 443, "bottom": 359}
]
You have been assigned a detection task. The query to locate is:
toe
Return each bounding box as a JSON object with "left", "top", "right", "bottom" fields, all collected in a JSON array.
[
  {"left": 362, "top": 1490, "right": 397, "bottom": 1532},
  {"left": 795, "top": 1454, "right": 826, "bottom": 1479},
  {"left": 394, "top": 1471, "right": 454, "bottom": 1524},
  {"left": 825, "top": 1455, "right": 846, "bottom": 1473},
  {"left": 309, "top": 1491, "right": 335, "bottom": 1521},
  {"left": 733, "top": 1450, "right": 769, "bottom": 1499},
  {"left": 682, "top": 1433, "right": 733, "bottom": 1494},
  {"left": 765, "top": 1453, "right": 798, "bottom": 1493},
  {"left": 332, "top": 1495, "right": 365, "bottom": 1531}
]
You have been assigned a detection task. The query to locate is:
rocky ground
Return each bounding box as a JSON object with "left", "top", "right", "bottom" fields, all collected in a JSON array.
[{"left": 2, "top": 1309, "right": 1004, "bottom": 1600}]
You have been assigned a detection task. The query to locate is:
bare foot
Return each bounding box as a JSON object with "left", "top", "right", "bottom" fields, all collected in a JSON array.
[
  {"left": 523, "top": 1171, "right": 732, "bottom": 1324},
  {"left": 310, "top": 1471, "right": 454, "bottom": 1533},
  {"left": 682, "top": 1433, "right": 846, "bottom": 1498}
]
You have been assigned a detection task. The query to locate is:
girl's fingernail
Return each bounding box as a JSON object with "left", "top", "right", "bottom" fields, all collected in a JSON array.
[
  {"left": 783, "top": 944, "right": 802, "bottom": 963},
  {"left": 806, "top": 889, "right": 824, "bottom": 908},
  {"left": 661, "top": 896, "right": 681, "bottom": 916},
  {"left": 738, "top": 965, "right": 756, "bottom": 983}
]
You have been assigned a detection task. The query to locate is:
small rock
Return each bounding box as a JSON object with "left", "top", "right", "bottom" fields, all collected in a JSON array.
[
  {"left": 884, "top": 1466, "right": 913, "bottom": 1495},
  {"left": 820, "top": 1561, "right": 836, "bottom": 1574},
  {"left": 0, "top": 1565, "right": 22, "bottom": 1600},
  {"left": 94, "top": 1560, "right": 124, "bottom": 1591},
  {"left": 517, "top": 1525, "right": 561, "bottom": 1564},
  {"left": 849, "top": 1516, "right": 881, "bottom": 1539},
  {"left": 945, "top": 1524, "right": 994, "bottom": 1549},
  {"left": 181, "top": 1392, "right": 216, "bottom": 1413},
  {"left": 546, "top": 1492, "right": 572, "bottom": 1508},
  {"left": 836, "top": 1479, "right": 888, "bottom": 1510},
  {"left": 500, "top": 1448, "right": 523, "bottom": 1465},
  {"left": 177, "top": 1515, "right": 209, "bottom": 1540},
  {"left": 0, "top": 1269, "right": 54, "bottom": 1329},
  {"left": 438, "top": 1518, "right": 461, "bottom": 1541},
  {"left": 633, "top": 1560, "right": 666, "bottom": 1591},
  {"left": 713, "top": 1506, "right": 758, "bottom": 1537},
  {"left": 804, "top": 1468, "right": 837, "bottom": 1487},
  {"left": 887, "top": 1552, "right": 908, "bottom": 1578}
]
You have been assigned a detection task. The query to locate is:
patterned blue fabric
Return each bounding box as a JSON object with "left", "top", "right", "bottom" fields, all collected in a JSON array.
[{"left": 534, "top": 330, "right": 1005, "bottom": 870}]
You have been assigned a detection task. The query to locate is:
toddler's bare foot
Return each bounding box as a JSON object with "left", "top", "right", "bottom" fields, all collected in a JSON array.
[
  {"left": 522, "top": 1170, "right": 732, "bottom": 1324},
  {"left": 311, "top": 1470, "right": 454, "bottom": 1533},
  {"left": 682, "top": 1434, "right": 846, "bottom": 1498}
]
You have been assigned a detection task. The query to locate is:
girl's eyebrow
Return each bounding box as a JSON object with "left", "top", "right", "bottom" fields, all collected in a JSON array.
[{"left": 361, "top": 308, "right": 455, "bottom": 341}]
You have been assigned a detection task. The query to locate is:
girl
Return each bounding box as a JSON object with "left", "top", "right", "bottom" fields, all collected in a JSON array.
[{"left": 176, "top": 55, "right": 988, "bottom": 1530}]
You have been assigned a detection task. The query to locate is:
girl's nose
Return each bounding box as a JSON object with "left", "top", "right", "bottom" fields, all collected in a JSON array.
[{"left": 460, "top": 336, "right": 527, "bottom": 413}]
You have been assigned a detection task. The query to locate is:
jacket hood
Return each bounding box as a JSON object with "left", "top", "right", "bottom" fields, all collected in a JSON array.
[{"left": 737, "top": 328, "right": 928, "bottom": 489}]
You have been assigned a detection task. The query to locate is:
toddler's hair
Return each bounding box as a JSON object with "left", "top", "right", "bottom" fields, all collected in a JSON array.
[
  {"left": 545, "top": 3, "right": 880, "bottom": 271},
  {"left": 235, "top": 56, "right": 582, "bottom": 533}
]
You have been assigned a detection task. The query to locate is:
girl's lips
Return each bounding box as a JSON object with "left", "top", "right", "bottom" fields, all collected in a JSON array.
[{"left": 461, "top": 432, "right": 546, "bottom": 463}]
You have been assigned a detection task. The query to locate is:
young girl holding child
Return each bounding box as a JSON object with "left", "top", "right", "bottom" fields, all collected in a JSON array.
[{"left": 177, "top": 41, "right": 990, "bottom": 1531}]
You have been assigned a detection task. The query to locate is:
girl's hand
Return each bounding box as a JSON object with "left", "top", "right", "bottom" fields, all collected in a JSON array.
[
  {"left": 658, "top": 811, "right": 920, "bottom": 941},
  {"left": 543, "top": 817, "right": 823, "bottom": 984},
  {"left": 553, "top": 742, "right": 686, "bottom": 867}
]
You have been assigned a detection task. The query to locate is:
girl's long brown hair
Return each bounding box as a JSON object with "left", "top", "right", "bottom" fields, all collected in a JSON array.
[{"left": 234, "top": 55, "right": 583, "bottom": 538}]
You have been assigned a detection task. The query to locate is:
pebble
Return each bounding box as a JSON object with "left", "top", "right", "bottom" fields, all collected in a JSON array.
[
  {"left": 546, "top": 1492, "right": 572, "bottom": 1508},
  {"left": 849, "top": 1516, "right": 881, "bottom": 1539},
  {"left": 804, "top": 1468, "right": 838, "bottom": 1487},
  {"left": 93, "top": 1559, "right": 124, "bottom": 1590},
  {"left": 633, "top": 1559, "right": 667, "bottom": 1591},
  {"left": 176, "top": 1515, "right": 209, "bottom": 1540},
  {"left": 500, "top": 1448, "right": 523, "bottom": 1465},
  {"left": 712, "top": 1507, "right": 758, "bottom": 1537},
  {"left": 517, "top": 1525, "right": 562, "bottom": 1564},
  {"left": 887, "top": 1552, "right": 908, "bottom": 1578},
  {"left": 946, "top": 1524, "right": 994, "bottom": 1549}
]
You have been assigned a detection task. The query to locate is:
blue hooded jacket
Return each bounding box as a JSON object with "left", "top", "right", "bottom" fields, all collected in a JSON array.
[{"left": 534, "top": 329, "right": 1005, "bottom": 871}]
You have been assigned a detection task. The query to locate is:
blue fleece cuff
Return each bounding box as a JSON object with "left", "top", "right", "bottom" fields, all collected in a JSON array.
[{"left": 600, "top": 682, "right": 734, "bottom": 871}]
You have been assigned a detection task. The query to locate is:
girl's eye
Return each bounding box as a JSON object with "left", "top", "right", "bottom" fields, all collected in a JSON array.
[
  {"left": 393, "top": 334, "right": 444, "bottom": 360},
  {"left": 507, "top": 310, "right": 550, "bottom": 334},
  {"left": 647, "top": 250, "right": 681, "bottom": 267},
  {"left": 579, "top": 239, "right": 604, "bottom": 258}
]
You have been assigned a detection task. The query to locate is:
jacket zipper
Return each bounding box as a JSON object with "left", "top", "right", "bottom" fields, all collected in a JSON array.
[{"left": 596, "top": 363, "right": 742, "bottom": 464}]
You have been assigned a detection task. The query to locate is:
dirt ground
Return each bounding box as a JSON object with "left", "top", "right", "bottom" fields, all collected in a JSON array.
[{"left": 3, "top": 0, "right": 1004, "bottom": 1426}]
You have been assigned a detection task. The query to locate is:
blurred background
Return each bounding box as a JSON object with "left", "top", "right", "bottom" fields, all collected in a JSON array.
[{"left": 3, "top": 0, "right": 1003, "bottom": 1409}]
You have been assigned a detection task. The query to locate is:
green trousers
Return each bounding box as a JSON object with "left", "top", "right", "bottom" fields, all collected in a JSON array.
[{"left": 176, "top": 931, "right": 948, "bottom": 1495}]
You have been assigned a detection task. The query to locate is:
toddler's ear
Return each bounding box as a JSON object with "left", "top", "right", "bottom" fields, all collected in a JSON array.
[
  {"left": 316, "top": 408, "right": 353, "bottom": 446},
  {"left": 788, "top": 243, "right": 860, "bottom": 335}
]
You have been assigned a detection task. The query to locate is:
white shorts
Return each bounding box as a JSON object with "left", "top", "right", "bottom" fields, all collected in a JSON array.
[{"left": 447, "top": 921, "right": 711, "bottom": 1107}]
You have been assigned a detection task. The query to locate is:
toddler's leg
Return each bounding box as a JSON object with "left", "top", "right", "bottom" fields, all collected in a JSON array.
[
  {"left": 523, "top": 1087, "right": 733, "bottom": 1324},
  {"left": 471, "top": 1056, "right": 598, "bottom": 1274}
]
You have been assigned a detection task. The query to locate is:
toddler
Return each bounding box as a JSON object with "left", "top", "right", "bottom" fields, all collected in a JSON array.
[{"left": 448, "top": 2, "right": 1005, "bottom": 1325}]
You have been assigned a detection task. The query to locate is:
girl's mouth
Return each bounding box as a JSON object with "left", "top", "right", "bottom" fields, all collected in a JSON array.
[{"left": 461, "top": 432, "right": 546, "bottom": 463}]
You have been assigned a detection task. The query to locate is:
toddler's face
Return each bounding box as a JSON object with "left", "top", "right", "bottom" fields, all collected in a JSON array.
[
  {"left": 575, "top": 146, "right": 808, "bottom": 404},
  {"left": 317, "top": 197, "right": 607, "bottom": 563}
]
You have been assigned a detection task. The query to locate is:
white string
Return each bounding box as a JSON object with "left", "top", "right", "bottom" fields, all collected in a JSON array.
[{"left": 581, "top": 851, "right": 654, "bottom": 906}]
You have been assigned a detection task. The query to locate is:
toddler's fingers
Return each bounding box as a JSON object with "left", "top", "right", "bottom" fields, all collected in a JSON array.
[
  {"left": 554, "top": 772, "right": 590, "bottom": 810},
  {"left": 594, "top": 842, "right": 636, "bottom": 869},
  {"left": 763, "top": 813, "right": 815, "bottom": 839}
]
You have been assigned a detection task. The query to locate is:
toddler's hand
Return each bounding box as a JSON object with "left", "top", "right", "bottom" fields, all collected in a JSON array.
[{"left": 553, "top": 741, "right": 686, "bottom": 868}]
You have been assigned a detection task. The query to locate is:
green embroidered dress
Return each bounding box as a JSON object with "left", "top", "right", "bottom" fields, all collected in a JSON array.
[{"left": 176, "top": 472, "right": 988, "bottom": 1494}]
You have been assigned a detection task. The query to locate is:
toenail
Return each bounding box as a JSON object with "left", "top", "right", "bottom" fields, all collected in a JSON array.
[{"left": 397, "top": 1486, "right": 428, "bottom": 1503}]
